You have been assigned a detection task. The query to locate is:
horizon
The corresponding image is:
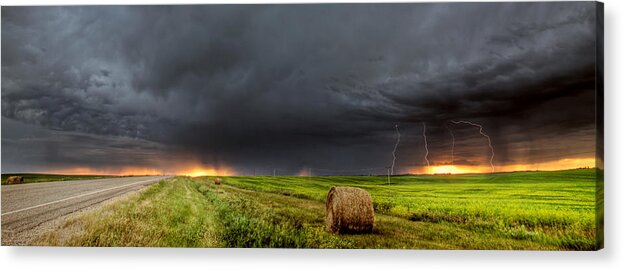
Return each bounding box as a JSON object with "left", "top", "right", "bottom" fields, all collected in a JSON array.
[{"left": 1, "top": 164, "right": 598, "bottom": 177}]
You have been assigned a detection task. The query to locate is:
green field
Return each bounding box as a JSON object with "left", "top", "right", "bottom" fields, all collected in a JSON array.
[
  {"left": 37, "top": 169, "right": 599, "bottom": 250},
  {"left": 1, "top": 174, "right": 117, "bottom": 185}
]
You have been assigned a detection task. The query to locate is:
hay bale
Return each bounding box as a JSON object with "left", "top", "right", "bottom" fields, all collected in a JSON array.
[
  {"left": 6, "top": 176, "right": 24, "bottom": 184},
  {"left": 325, "top": 186, "right": 374, "bottom": 234},
  {"left": 213, "top": 177, "right": 222, "bottom": 185}
]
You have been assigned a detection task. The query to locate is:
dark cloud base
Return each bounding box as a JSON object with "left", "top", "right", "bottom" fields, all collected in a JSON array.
[{"left": 1, "top": 3, "right": 599, "bottom": 174}]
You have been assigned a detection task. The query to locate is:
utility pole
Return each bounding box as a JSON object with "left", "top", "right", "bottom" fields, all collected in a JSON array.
[
  {"left": 386, "top": 166, "right": 391, "bottom": 185},
  {"left": 273, "top": 168, "right": 276, "bottom": 177}
]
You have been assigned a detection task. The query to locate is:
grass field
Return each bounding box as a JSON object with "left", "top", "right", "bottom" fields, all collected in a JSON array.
[
  {"left": 37, "top": 169, "right": 599, "bottom": 250},
  {"left": 1, "top": 174, "right": 117, "bottom": 185}
]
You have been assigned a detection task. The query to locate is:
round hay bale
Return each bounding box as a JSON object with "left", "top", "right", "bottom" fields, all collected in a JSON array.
[
  {"left": 6, "top": 176, "right": 24, "bottom": 184},
  {"left": 213, "top": 177, "right": 222, "bottom": 185},
  {"left": 325, "top": 186, "right": 374, "bottom": 234}
]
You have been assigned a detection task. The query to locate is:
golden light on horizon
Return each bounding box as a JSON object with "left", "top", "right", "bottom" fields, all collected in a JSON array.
[
  {"left": 37, "top": 163, "right": 236, "bottom": 177},
  {"left": 427, "top": 165, "right": 468, "bottom": 175},
  {"left": 42, "top": 166, "right": 164, "bottom": 176},
  {"left": 411, "top": 157, "right": 596, "bottom": 175},
  {"left": 24, "top": 157, "right": 595, "bottom": 177},
  {"left": 182, "top": 167, "right": 234, "bottom": 177}
]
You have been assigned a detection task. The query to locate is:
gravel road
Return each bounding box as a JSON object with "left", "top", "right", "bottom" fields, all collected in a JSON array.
[{"left": 1, "top": 176, "right": 169, "bottom": 245}]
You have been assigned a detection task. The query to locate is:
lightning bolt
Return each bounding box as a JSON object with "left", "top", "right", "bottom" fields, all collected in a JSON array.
[
  {"left": 450, "top": 120, "right": 495, "bottom": 172},
  {"left": 422, "top": 122, "right": 430, "bottom": 167},
  {"left": 391, "top": 124, "right": 400, "bottom": 175},
  {"left": 447, "top": 124, "right": 455, "bottom": 166}
]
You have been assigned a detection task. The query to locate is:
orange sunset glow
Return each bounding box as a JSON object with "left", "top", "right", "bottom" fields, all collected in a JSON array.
[
  {"left": 31, "top": 157, "right": 596, "bottom": 176},
  {"left": 41, "top": 166, "right": 166, "bottom": 176},
  {"left": 407, "top": 157, "right": 596, "bottom": 175},
  {"left": 36, "top": 164, "right": 235, "bottom": 177},
  {"left": 180, "top": 166, "right": 235, "bottom": 177}
]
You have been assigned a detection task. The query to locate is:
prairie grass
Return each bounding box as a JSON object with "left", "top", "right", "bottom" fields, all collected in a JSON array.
[
  {"left": 221, "top": 169, "right": 598, "bottom": 250},
  {"left": 38, "top": 178, "right": 221, "bottom": 247},
  {"left": 37, "top": 169, "right": 599, "bottom": 250}
]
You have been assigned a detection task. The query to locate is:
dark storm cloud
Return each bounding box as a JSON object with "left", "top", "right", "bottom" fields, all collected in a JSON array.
[
  {"left": 1, "top": 2, "right": 599, "bottom": 173},
  {"left": 1, "top": 117, "right": 171, "bottom": 172}
]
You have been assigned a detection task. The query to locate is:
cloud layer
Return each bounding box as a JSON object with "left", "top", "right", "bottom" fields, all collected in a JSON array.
[{"left": 1, "top": 3, "right": 599, "bottom": 173}]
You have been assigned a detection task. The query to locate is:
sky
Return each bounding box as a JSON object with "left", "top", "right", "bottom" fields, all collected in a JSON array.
[{"left": 1, "top": 2, "right": 600, "bottom": 175}]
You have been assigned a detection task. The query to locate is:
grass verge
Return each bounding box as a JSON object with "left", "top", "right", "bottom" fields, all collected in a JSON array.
[{"left": 37, "top": 171, "right": 595, "bottom": 249}]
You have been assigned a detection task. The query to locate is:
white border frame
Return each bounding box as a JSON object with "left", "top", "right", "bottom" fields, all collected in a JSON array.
[{"left": 0, "top": 1, "right": 620, "bottom": 270}]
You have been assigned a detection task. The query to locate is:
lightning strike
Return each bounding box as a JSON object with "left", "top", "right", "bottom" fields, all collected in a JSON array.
[
  {"left": 450, "top": 120, "right": 495, "bottom": 172},
  {"left": 391, "top": 124, "right": 400, "bottom": 175},
  {"left": 422, "top": 122, "right": 430, "bottom": 167},
  {"left": 447, "top": 124, "right": 455, "bottom": 166}
]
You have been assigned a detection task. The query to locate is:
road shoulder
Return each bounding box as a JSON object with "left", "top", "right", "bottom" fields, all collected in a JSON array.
[{"left": 2, "top": 185, "right": 153, "bottom": 246}]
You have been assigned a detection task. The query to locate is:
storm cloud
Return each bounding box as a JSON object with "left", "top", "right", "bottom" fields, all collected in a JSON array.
[{"left": 1, "top": 3, "right": 599, "bottom": 174}]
